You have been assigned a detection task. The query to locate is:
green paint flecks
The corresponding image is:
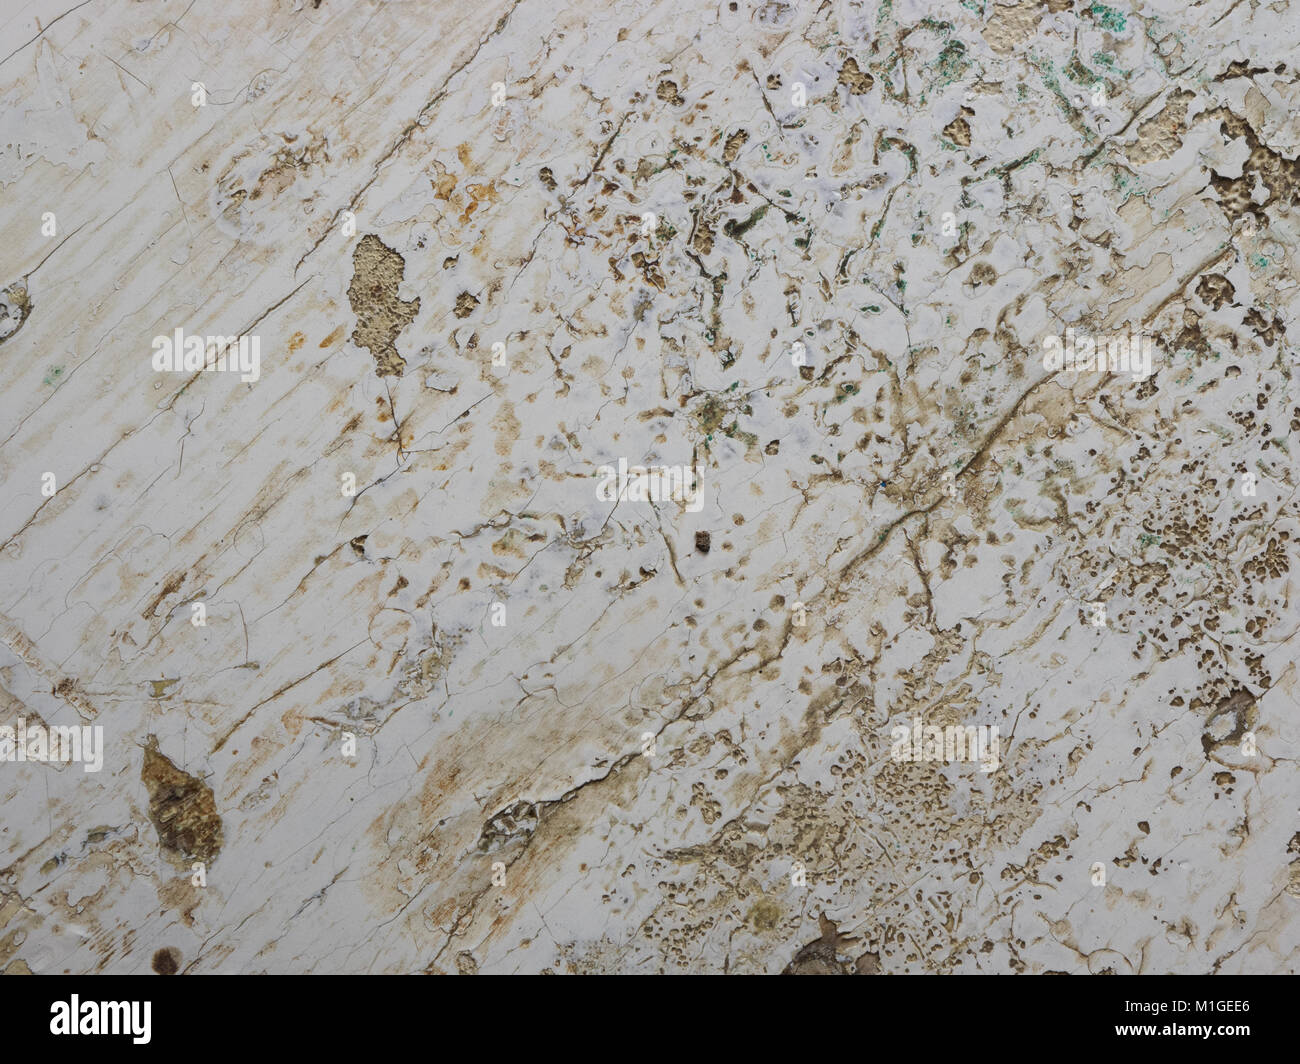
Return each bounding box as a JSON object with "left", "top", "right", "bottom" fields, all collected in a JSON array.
[{"left": 1090, "top": 3, "right": 1127, "bottom": 32}]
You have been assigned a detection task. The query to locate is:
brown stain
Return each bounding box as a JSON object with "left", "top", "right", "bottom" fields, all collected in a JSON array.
[
  {"left": 1200, "top": 687, "right": 1257, "bottom": 759},
  {"left": 855, "top": 951, "right": 882, "bottom": 974},
  {"left": 747, "top": 896, "right": 781, "bottom": 930},
  {"left": 837, "top": 57, "right": 874, "bottom": 95},
  {"left": 347, "top": 234, "right": 421, "bottom": 378},
  {"left": 320, "top": 324, "right": 346, "bottom": 348},
  {"left": 151, "top": 947, "right": 181, "bottom": 974},
  {"left": 431, "top": 160, "right": 458, "bottom": 201},
  {"left": 215, "top": 132, "right": 329, "bottom": 233},
  {"left": 0, "top": 281, "right": 32, "bottom": 347},
  {"left": 782, "top": 917, "right": 850, "bottom": 975},
  {"left": 454, "top": 291, "right": 479, "bottom": 318},
  {"left": 141, "top": 735, "right": 224, "bottom": 865},
  {"left": 143, "top": 573, "right": 185, "bottom": 620},
  {"left": 155, "top": 876, "right": 203, "bottom": 926},
  {"left": 1207, "top": 108, "right": 1300, "bottom": 221},
  {"left": 722, "top": 129, "right": 748, "bottom": 163},
  {"left": 0, "top": 920, "right": 27, "bottom": 970},
  {"left": 490, "top": 401, "right": 520, "bottom": 456},
  {"left": 944, "top": 113, "right": 972, "bottom": 146},
  {"left": 656, "top": 79, "right": 685, "bottom": 106},
  {"left": 288, "top": 331, "right": 306, "bottom": 352},
  {"left": 982, "top": 1, "right": 1041, "bottom": 55},
  {"left": 279, "top": 706, "right": 306, "bottom": 744},
  {"left": 461, "top": 180, "right": 500, "bottom": 225},
  {"left": 1130, "top": 91, "right": 1193, "bottom": 165}
]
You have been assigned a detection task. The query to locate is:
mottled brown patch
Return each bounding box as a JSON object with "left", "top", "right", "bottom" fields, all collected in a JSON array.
[
  {"left": 837, "top": 57, "right": 874, "bottom": 94},
  {"left": 747, "top": 896, "right": 781, "bottom": 930},
  {"left": 454, "top": 291, "right": 479, "bottom": 318},
  {"left": 1196, "top": 273, "right": 1236, "bottom": 311},
  {"left": 1207, "top": 108, "right": 1300, "bottom": 221},
  {"left": 141, "top": 735, "right": 223, "bottom": 865},
  {"left": 722, "top": 129, "right": 749, "bottom": 163},
  {"left": 152, "top": 947, "right": 181, "bottom": 974},
  {"left": 1130, "top": 91, "right": 1193, "bottom": 164},
  {"left": 968, "top": 261, "right": 998, "bottom": 288},
  {"left": 656, "top": 79, "right": 685, "bottom": 106},
  {"left": 943, "top": 113, "right": 972, "bottom": 147},
  {"left": 982, "top": 1, "right": 1041, "bottom": 55},
  {"left": 347, "top": 234, "right": 421, "bottom": 378}
]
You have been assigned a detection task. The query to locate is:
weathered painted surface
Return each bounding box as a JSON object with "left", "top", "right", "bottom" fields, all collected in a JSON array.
[{"left": 0, "top": 0, "right": 1296, "bottom": 973}]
